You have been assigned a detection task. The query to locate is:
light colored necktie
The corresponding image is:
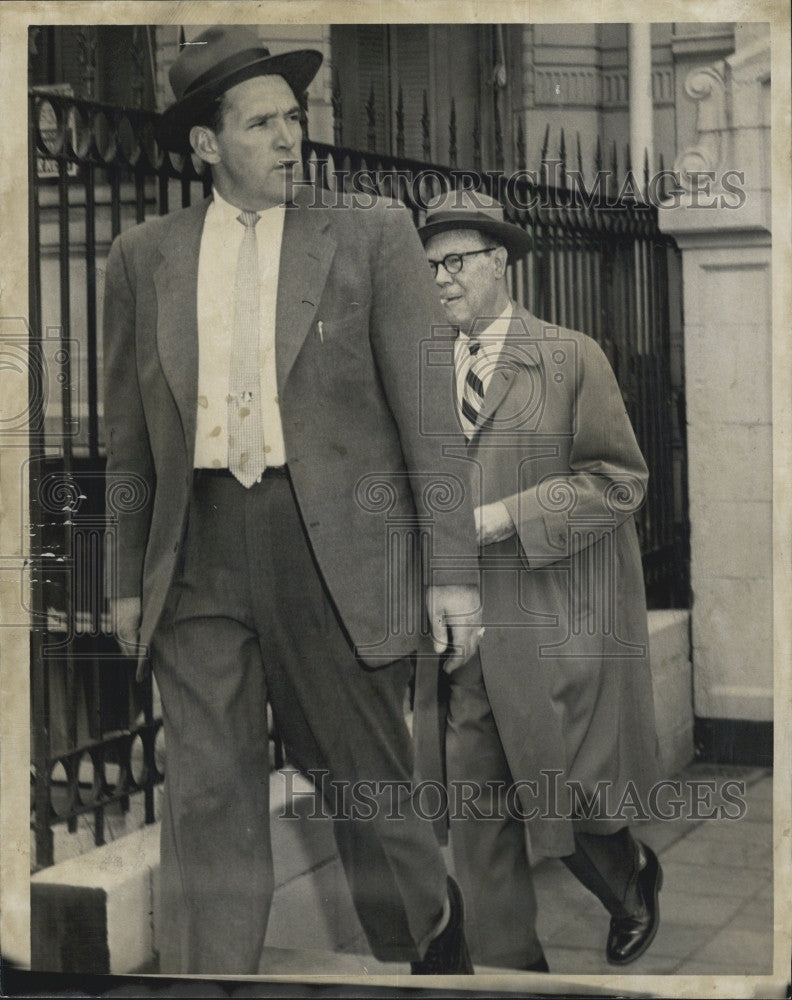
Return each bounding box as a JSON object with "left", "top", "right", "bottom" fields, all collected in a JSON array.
[
  {"left": 228, "top": 210, "right": 267, "bottom": 487},
  {"left": 456, "top": 338, "right": 486, "bottom": 439}
]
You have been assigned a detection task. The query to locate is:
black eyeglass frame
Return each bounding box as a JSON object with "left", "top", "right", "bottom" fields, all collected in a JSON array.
[{"left": 427, "top": 247, "right": 500, "bottom": 276}]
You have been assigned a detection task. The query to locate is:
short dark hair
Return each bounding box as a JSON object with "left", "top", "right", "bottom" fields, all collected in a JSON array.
[{"left": 194, "top": 92, "right": 227, "bottom": 135}]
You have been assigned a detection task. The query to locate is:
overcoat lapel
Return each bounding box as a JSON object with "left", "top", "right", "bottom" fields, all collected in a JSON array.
[
  {"left": 153, "top": 198, "right": 210, "bottom": 458},
  {"left": 275, "top": 192, "right": 337, "bottom": 392},
  {"left": 471, "top": 305, "right": 543, "bottom": 438},
  {"left": 475, "top": 366, "right": 517, "bottom": 429}
]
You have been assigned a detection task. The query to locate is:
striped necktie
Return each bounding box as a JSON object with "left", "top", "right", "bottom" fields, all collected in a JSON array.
[
  {"left": 457, "top": 338, "right": 486, "bottom": 440},
  {"left": 228, "top": 210, "right": 267, "bottom": 487}
]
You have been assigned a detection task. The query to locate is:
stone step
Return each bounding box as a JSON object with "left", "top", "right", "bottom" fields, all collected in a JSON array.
[{"left": 31, "top": 770, "right": 363, "bottom": 974}]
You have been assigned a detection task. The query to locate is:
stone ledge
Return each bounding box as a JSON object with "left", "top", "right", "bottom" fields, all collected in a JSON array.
[
  {"left": 648, "top": 609, "right": 693, "bottom": 776},
  {"left": 30, "top": 771, "right": 359, "bottom": 974},
  {"left": 31, "top": 822, "right": 158, "bottom": 974}
]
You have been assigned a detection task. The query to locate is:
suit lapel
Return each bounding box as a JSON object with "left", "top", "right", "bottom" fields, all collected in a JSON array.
[
  {"left": 152, "top": 191, "right": 336, "bottom": 455},
  {"left": 275, "top": 191, "right": 337, "bottom": 391},
  {"left": 153, "top": 198, "right": 210, "bottom": 458}
]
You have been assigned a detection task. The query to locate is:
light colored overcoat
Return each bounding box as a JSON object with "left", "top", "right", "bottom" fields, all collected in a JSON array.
[{"left": 418, "top": 304, "right": 661, "bottom": 858}]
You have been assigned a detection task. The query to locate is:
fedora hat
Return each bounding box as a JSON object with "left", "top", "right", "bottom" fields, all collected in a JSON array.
[
  {"left": 158, "top": 25, "right": 323, "bottom": 153},
  {"left": 418, "top": 189, "right": 532, "bottom": 259}
]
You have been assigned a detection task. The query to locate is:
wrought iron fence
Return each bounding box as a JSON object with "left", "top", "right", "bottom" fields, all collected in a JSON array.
[{"left": 28, "top": 89, "right": 688, "bottom": 868}]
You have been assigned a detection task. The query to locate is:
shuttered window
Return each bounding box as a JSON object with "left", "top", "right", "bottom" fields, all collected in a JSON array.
[
  {"left": 330, "top": 24, "right": 432, "bottom": 157},
  {"left": 357, "top": 25, "right": 391, "bottom": 151},
  {"left": 330, "top": 24, "right": 390, "bottom": 152},
  {"left": 389, "top": 25, "right": 430, "bottom": 159},
  {"left": 29, "top": 26, "right": 155, "bottom": 108}
]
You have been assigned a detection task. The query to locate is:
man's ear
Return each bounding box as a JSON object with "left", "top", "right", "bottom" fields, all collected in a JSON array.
[
  {"left": 189, "top": 125, "right": 221, "bottom": 164},
  {"left": 492, "top": 246, "right": 509, "bottom": 278}
]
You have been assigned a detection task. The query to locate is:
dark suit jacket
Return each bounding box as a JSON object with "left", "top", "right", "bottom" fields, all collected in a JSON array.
[{"left": 102, "top": 188, "right": 478, "bottom": 673}]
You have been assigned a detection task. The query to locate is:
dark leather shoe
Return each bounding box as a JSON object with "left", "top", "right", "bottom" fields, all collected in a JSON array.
[
  {"left": 411, "top": 876, "right": 474, "bottom": 974},
  {"left": 525, "top": 952, "right": 550, "bottom": 972},
  {"left": 606, "top": 841, "right": 663, "bottom": 965}
]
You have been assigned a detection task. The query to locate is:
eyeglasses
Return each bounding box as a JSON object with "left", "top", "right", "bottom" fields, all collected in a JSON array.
[{"left": 427, "top": 247, "right": 499, "bottom": 276}]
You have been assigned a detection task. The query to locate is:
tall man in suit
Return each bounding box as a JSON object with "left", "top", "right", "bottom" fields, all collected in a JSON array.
[
  {"left": 103, "top": 26, "right": 481, "bottom": 976},
  {"left": 417, "top": 190, "right": 663, "bottom": 971}
]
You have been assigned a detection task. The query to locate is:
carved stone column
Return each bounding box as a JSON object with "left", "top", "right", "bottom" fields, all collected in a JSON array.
[
  {"left": 658, "top": 29, "right": 772, "bottom": 725},
  {"left": 628, "top": 24, "right": 653, "bottom": 190}
]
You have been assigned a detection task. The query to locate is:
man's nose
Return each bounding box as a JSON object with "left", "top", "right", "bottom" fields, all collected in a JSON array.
[
  {"left": 433, "top": 263, "right": 453, "bottom": 285},
  {"left": 275, "top": 116, "right": 297, "bottom": 148}
]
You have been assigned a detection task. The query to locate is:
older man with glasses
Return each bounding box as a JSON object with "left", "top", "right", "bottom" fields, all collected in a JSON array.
[{"left": 416, "top": 189, "right": 663, "bottom": 973}]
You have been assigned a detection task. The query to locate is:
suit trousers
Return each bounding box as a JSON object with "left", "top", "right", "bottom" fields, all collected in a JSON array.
[
  {"left": 445, "top": 651, "right": 543, "bottom": 969},
  {"left": 446, "top": 651, "right": 644, "bottom": 969},
  {"left": 150, "top": 470, "right": 447, "bottom": 975}
]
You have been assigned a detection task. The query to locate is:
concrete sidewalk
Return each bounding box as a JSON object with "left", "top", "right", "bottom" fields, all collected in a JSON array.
[
  {"left": 256, "top": 762, "right": 775, "bottom": 979},
  {"left": 33, "top": 761, "right": 779, "bottom": 991}
]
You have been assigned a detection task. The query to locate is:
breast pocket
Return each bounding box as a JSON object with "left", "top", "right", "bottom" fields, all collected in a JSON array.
[{"left": 313, "top": 304, "right": 373, "bottom": 388}]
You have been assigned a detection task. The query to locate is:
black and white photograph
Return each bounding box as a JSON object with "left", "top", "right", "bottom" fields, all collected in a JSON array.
[{"left": 0, "top": 2, "right": 789, "bottom": 997}]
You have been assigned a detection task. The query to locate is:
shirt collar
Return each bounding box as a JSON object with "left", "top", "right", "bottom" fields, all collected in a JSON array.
[
  {"left": 458, "top": 301, "right": 514, "bottom": 352},
  {"left": 211, "top": 187, "right": 285, "bottom": 226}
]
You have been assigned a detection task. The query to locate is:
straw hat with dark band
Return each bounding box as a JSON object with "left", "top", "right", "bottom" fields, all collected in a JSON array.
[
  {"left": 158, "top": 25, "right": 323, "bottom": 154},
  {"left": 417, "top": 189, "right": 532, "bottom": 259}
]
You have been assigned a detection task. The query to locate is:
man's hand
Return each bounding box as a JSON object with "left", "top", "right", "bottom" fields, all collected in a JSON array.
[
  {"left": 426, "top": 584, "right": 482, "bottom": 674},
  {"left": 475, "top": 501, "right": 516, "bottom": 547},
  {"left": 114, "top": 596, "right": 142, "bottom": 649}
]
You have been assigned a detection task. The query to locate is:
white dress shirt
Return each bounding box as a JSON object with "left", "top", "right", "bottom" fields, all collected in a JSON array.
[
  {"left": 194, "top": 188, "right": 287, "bottom": 469},
  {"left": 453, "top": 300, "right": 514, "bottom": 413}
]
